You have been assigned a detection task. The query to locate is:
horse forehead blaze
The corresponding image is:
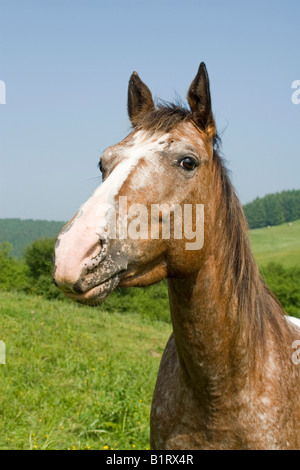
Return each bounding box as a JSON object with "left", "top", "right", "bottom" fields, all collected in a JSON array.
[{"left": 103, "top": 123, "right": 209, "bottom": 179}]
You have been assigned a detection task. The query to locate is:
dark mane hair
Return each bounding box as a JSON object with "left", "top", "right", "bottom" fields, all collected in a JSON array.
[
  {"left": 135, "top": 101, "right": 193, "bottom": 134},
  {"left": 136, "top": 102, "right": 288, "bottom": 362},
  {"left": 212, "top": 148, "right": 286, "bottom": 355}
]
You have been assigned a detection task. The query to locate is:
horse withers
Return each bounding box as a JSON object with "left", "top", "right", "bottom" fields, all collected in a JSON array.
[{"left": 53, "top": 63, "right": 300, "bottom": 450}]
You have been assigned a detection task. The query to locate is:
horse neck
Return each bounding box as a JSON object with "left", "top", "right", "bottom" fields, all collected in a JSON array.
[{"left": 167, "top": 156, "right": 287, "bottom": 401}]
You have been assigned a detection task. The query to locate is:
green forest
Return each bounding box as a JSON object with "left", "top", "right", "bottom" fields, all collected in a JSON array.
[{"left": 243, "top": 189, "right": 300, "bottom": 229}]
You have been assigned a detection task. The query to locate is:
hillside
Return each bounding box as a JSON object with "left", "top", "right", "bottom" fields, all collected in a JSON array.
[
  {"left": 250, "top": 219, "right": 300, "bottom": 268},
  {"left": 243, "top": 189, "right": 300, "bottom": 229},
  {"left": 0, "top": 219, "right": 65, "bottom": 258}
]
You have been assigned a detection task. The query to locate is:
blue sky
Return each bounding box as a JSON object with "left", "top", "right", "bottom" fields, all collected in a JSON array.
[{"left": 0, "top": 0, "right": 299, "bottom": 221}]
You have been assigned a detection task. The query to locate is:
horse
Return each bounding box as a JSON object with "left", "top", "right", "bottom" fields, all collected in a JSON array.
[{"left": 53, "top": 63, "right": 300, "bottom": 450}]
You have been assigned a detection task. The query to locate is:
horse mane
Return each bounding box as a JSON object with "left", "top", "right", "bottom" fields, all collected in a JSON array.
[
  {"left": 135, "top": 102, "right": 287, "bottom": 358},
  {"left": 212, "top": 145, "right": 286, "bottom": 354}
]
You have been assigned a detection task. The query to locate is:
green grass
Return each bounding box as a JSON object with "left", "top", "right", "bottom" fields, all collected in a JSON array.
[
  {"left": 250, "top": 219, "right": 300, "bottom": 268},
  {"left": 0, "top": 292, "right": 171, "bottom": 450}
]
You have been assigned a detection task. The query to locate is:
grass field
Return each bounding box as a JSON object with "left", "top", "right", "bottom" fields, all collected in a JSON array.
[
  {"left": 0, "top": 292, "right": 171, "bottom": 450},
  {"left": 250, "top": 219, "right": 300, "bottom": 268}
]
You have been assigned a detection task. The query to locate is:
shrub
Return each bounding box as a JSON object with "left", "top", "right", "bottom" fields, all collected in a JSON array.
[
  {"left": 101, "top": 282, "right": 170, "bottom": 323},
  {"left": 0, "top": 242, "right": 28, "bottom": 291},
  {"left": 23, "top": 238, "right": 65, "bottom": 300},
  {"left": 24, "top": 237, "right": 56, "bottom": 280},
  {"left": 261, "top": 263, "right": 300, "bottom": 317}
]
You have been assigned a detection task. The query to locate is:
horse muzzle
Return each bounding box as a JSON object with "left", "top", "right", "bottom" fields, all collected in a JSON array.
[{"left": 53, "top": 225, "right": 128, "bottom": 305}]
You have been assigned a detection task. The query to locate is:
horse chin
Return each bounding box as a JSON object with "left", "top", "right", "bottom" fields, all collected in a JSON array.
[
  {"left": 64, "top": 273, "right": 121, "bottom": 307},
  {"left": 118, "top": 261, "right": 168, "bottom": 288}
]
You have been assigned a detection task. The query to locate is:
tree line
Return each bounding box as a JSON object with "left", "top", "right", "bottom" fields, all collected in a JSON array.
[{"left": 243, "top": 189, "right": 300, "bottom": 229}]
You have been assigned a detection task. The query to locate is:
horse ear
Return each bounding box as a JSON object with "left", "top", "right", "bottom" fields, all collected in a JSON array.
[
  {"left": 187, "top": 63, "right": 216, "bottom": 137},
  {"left": 128, "top": 72, "right": 155, "bottom": 127}
]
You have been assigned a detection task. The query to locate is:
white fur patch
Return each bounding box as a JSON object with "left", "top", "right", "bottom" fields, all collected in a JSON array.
[
  {"left": 287, "top": 316, "right": 300, "bottom": 329},
  {"left": 80, "top": 130, "right": 170, "bottom": 234}
]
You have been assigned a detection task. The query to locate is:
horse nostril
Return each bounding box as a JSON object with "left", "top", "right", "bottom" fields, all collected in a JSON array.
[
  {"left": 53, "top": 231, "right": 109, "bottom": 294},
  {"left": 85, "top": 243, "right": 102, "bottom": 260},
  {"left": 81, "top": 236, "right": 108, "bottom": 275},
  {"left": 98, "top": 237, "right": 108, "bottom": 261}
]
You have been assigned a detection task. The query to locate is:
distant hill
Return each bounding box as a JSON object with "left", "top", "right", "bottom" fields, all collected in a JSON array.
[
  {"left": 243, "top": 189, "right": 300, "bottom": 229},
  {"left": 250, "top": 218, "right": 300, "bottom": 268},
  {"left": 0, "top": 219, "right": 65, "bottom": 258}
]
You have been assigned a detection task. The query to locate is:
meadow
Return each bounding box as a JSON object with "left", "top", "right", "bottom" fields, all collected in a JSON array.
[
  {"left": 0, "top": 292, "right": 171, "bottom": 450},
  {"left": 250, "top": 219, "right": 300, "bottom": 268}
]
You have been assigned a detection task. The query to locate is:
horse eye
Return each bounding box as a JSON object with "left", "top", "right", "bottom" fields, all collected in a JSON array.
[{"left": 179, "top": 156, "right": 197, "bottom": 171}]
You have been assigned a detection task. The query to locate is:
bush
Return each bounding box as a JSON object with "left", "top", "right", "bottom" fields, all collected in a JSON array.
[
  {"left": 24, "top": 237, "right": 56, "bottom": 280},
  {"left": 101, "top": 282, "right": 170, "bottom": 323},
  {"left": 23, "top": 238, "right": 65, "bottom": 300},
  {"left": 0, "top": 242, "right": 28, "bottom": 291},
  {"left": 261, "top": 263, "right": 300, "bottom": 317}
]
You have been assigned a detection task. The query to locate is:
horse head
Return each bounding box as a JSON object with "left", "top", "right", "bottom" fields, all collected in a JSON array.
[{"left": 53, "top": 63, "right": 217, "bottom": 305}]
